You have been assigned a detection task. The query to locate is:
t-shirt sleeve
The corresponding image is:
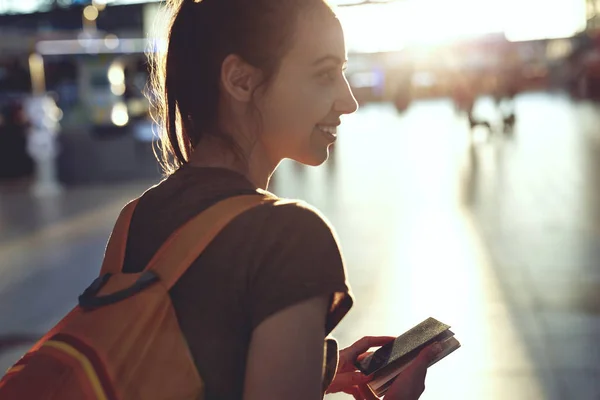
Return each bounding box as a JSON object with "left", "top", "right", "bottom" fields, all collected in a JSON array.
[{"left": 245, "top": 201, "right": 354, "bottom": 335}]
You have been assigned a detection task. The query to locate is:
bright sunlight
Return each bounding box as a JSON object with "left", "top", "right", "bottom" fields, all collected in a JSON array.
[{"left": 335, "top": 0, "right": 587, "bottom": 53}]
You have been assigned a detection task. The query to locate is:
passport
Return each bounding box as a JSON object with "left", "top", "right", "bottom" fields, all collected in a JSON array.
[{"left": 355, "top": 317, "right": 461, "bottom": 397}]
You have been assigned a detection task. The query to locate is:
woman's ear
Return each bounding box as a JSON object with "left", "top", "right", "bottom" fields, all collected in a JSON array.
[{"left": 221, "top": 54, "right": 262, "bottom": 103}]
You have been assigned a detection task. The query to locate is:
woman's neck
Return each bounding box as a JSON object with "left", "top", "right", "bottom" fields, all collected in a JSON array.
[{"left": 187, "top": 136, "right": 277, "bottom": 190}]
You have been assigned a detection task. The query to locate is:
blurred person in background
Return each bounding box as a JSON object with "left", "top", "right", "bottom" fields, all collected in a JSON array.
[
  {"left": 135, "top": 0, "right": 444, "bottom": 398},
  {"left": 0, "top": 101, "right": 33, "bottom": 181}
]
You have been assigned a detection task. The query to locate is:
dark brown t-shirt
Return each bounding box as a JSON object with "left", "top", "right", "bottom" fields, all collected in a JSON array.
[{"left": 122, "top": 165, "right": 353, "bottom": 399}]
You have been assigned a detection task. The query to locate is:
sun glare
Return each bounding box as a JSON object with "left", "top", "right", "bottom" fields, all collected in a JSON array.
[{"left": 336, "top": 0, "right": 587, "bottom": 53}]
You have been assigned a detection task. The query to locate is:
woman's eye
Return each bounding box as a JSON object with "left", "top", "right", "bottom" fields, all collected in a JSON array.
[{"left": 317, "top": 70, "right": 337, "bottom": 82}]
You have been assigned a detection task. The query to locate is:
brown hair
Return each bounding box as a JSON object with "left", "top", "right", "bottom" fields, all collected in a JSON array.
[{"left": 149, "top": 0, "right": 329, "bottom": 175}]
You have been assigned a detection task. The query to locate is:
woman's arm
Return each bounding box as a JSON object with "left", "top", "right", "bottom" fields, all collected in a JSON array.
[{"left": 243, "top": 295, "right": 329, "bottom": 400}]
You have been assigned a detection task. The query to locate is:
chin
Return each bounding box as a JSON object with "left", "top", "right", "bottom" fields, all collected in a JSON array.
[
  {"left": 306, "top": 141, "right": 335, "bottom": 166},
  {"left": 292, "top": 147, "right": 330, "bottom": 167}
]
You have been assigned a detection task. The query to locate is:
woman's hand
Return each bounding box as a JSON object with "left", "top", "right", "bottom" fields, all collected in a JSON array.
[
  {"left": 381, "top": 342, "right": 443, "bottom": 400},
  {"left": 326, "top": 336, "right": 395, "bottom": 398},
  {"left": 327, "top": 339, "right": 443, "bottom": 400}
]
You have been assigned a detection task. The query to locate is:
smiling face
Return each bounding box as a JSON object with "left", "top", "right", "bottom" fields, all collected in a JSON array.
[{"left": 255, "top": 4, "right": 359, "bottom": 166}]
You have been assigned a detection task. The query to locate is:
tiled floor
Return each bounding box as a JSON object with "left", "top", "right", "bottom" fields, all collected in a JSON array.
[{"left": 1, "top": 92, "right": 599, "bottom": 399}]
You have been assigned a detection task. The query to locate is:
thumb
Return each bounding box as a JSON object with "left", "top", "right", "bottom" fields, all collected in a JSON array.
[
  {"left": 407, "top": 342, "right": 443, "bottom": 374},
  {"left": 422, "top": 342, "right": 443, "bottom": 364},
  {"left": 346, "top": 336, "right": 396, "bottom": 360}
]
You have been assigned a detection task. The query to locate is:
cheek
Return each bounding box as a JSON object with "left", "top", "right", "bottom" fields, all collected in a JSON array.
[
  {"left": 257, "top": 77, "right": 335, "bottom": 158},
  {"left": 304, "top": 87, "right": 334, "bottom": 120},
  {"left": 284, "top": 83, "right": 335, "bottom": 136},
  {"left": 263, "top": 84, "right": 320, "bottom": 136}
]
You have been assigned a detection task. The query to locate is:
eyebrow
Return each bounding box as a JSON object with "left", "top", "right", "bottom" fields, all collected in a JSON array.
[{"left": 313, "top": 55, "right": 347, "bottom": 67}]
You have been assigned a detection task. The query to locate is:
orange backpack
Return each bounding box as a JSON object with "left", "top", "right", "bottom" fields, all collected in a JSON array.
[{"left": 0, "top": 194, "right": 273, "bottom": 400}]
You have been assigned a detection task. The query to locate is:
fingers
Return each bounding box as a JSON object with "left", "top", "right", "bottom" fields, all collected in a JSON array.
[
  {"left": 384, "top": 343, "right": 442, "bottom": 399},
  {"left": 356, "top": 351, "right": 374, "bottom": 363},
  {"left": 344, "top": 386, "right": 364, "bottom": 400},
  {"left": 344, "top": 372, "right": 372, "bottom": 386},
  {"left": 349, "top": 387, "right": 363, "bottom": 400},
  {"left": 326, "top": 372, "right": 371, "bottom": 394},
  {"left": 358, "top": 384, "right": 380, "bottom": 400},
  {"left": 420, "top": 342, "right": 443, "bottom": 364},
  {"left": 345, "top": 385, "right": 379, "bottom": 400},
  {"left": 407, "top": 342, "right": 443, "bottom": 373},
  {"left": 404, "top": 343, "right": 440, "bottom": 378},
  {"left": 347, "top": 336, "right": 396, "bottom": 358},
  {"left": 396, "top": 343, "right": 441, "bottom": 395},
  {"left": 386, "top": 365, "right": 426, "bottom": 399}
]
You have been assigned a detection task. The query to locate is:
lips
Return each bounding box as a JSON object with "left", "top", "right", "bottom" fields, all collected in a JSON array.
[{"left": 316, "top": 124, "right": 337, "bottom": 138}]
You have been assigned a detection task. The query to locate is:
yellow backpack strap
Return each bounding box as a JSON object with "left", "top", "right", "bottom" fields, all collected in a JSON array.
[
  {"left": 99, "top": 199, "right": 140, "bottom": 276},
  {"left": 146, "top": 194, "right": 274, "bottom": 289}
]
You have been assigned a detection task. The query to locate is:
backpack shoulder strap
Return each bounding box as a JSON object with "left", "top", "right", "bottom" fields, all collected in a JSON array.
[
  {"left": 99, "top": 199, "right": 140, "bottom": 276},
  {"left": 146, "top": 194, "right": 275, "bottom": 289}
]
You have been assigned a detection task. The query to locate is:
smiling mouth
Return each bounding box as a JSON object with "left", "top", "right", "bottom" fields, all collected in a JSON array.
[{"left": 316, "top": 124, "right": 337, "bottom": 140}]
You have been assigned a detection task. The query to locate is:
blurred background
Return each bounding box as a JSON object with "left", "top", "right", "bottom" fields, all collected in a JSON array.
[{"left": 0, "top": 0, "right": 599, "bottom": 398}]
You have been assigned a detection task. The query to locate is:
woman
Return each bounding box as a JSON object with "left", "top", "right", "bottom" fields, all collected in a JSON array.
[{"left": 138, "top": 0, "right": 443, "bottom": 398}]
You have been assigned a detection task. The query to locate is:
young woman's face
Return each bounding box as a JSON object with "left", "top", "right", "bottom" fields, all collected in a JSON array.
[{"left": 256, "top": 6, "right": 358, "bottom": 166}]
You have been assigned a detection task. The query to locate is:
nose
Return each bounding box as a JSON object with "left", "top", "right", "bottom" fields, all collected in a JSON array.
[{"left": 334, "top": 77, "right": 359, "bottom": 115}]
